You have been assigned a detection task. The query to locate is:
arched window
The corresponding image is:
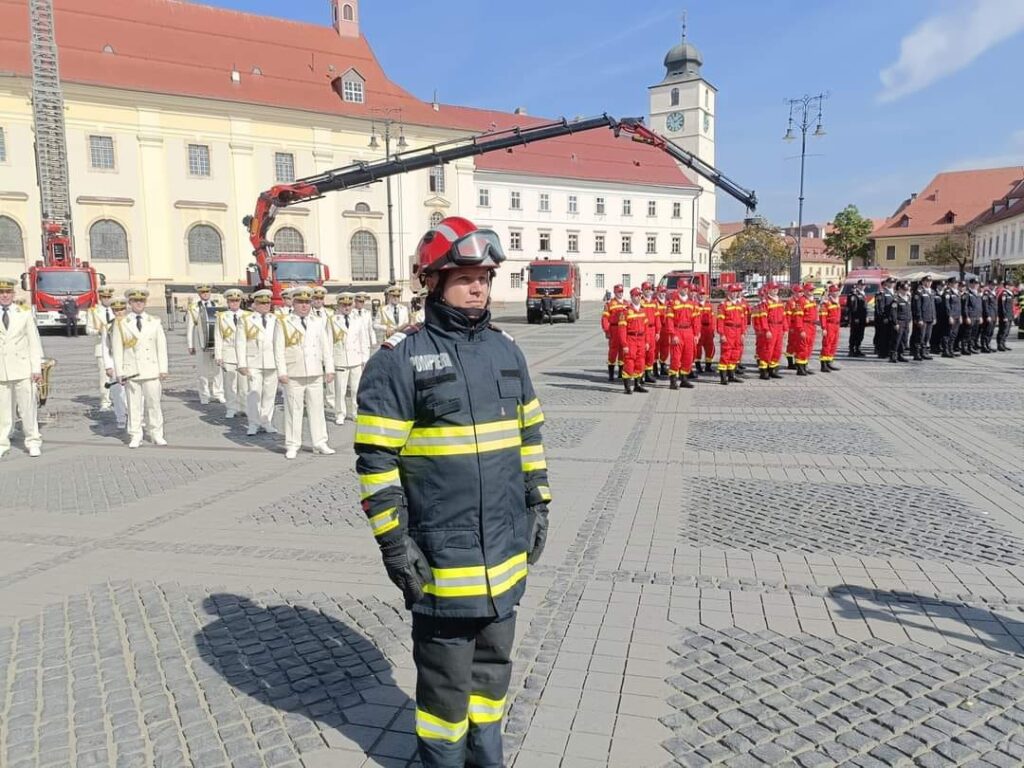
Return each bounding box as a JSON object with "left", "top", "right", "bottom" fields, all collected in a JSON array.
[
  {"left": 89, "top": 219, "right": 128, "bottom": 261},
  {"left": 350, "top": 230, "right": 378, "bottom": 281},
  {"left": 670, "top": 88, "right": 679, "bottom": 106},
  {"left": 429, "top": 211, "right": 444, "bottom": 227},
  {"left": 0, "top": 216, "right": 24, "bottom": 261},
  {"left": 354, "top": 202, "right": 371, "bottom": 213},
  {"left": 274, "top": 226, "right": 304, "bottom": 253},
  {"left": 342, "top": 3, "right": 354, "bottom": 21},
  {"left": 187, "top": 224, "right": 223, "bottom": 264}
]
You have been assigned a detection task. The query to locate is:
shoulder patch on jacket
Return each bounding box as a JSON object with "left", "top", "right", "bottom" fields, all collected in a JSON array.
[
  {"left": 489, "top": 323, "right": 515, "bottom": 343},
  {"left": 382, "top": 323, "right": 421, "bottom": 349}
]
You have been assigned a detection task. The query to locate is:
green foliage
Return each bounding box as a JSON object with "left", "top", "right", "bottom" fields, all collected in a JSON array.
[
  {"left": 924, "top": 232, "right": 971, "bottom": 279},
  {"left": 824, "top": 205, "right": 873, "bottom": 269},
  {"left": 720, "top": 225, "right": 790, "bottom": 278}
]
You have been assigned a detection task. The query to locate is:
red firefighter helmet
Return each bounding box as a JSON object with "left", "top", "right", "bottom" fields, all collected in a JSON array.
[
  {"left": 728, "top": 282, "right": 743, "bottom": 293},
  {"left": 791, "top": 283, "right": 803, "bottom": 294},
  {"left": 827, "top": 284, "right": 840, "bottom": 294},
  {"left": 613, "top": 284, "right": 624, "bottom": 294},
  {"left": 802, "top": 282, "right": 816, "bottom": 292},
  {"left": 414, "top": 216, "right": 505, "bottom": 280},
  {"left": 629, "top": 287, "right": 642, "bottom": 299},
  {"left": 641, "top": 281, "right": 654, "bottom": 292}
]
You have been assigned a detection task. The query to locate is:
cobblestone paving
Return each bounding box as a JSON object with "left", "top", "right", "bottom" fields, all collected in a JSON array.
[
  {"left": 684, "top": 421, "right": 896, "bottom": 457},
  {"left": 4, "top": 313, "right": 1024, "bottom": 767},
  {"left": 680, "top": 477, "right": 1024, "bottom": 566}
]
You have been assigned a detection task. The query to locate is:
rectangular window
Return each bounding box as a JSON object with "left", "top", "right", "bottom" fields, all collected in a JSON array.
[
  {"left": 622, "top": 274, "right": 631, "bottom": 288},
  {"left": 89, "top": 135, "right": 115, "bottom": 170},
  {"left": 342, "top": 79, "right": 364, "bottom": 103},
  {"left": 885, "top": 245, "right": 895, "bottom": 261},
  {"left": 647, "top": 200, "right": 657, "bottom": 217},
  {"left": 671, "top": 235, "right": 682, "bottom": 254},
  {"left": 274, "top": 152, "right": 295, "bottom": 183},
  {"left": 509, "top": 230, "right": 522, "bottom": 250},
  {"left": 429, "top": 166, "right": 445, "bottom": 194},
  {"left": 567, "top": 232, "right": 579, "bottom": 253},
  {"left": 0, "top": 127, "right": 5, "bottom": 162},
  {"left": 595, "top": 197, "right": 605, "bottom": 215},
  {"left": 595, "top": 234, "right": 605, "bottom": 253},
  {"left": 539, "top": 192, "right": 550, "bottom": 212},
  {"left": 478, "top": 188, "right": 490, "bottom": 207},
  {"left": 511, "top": 272, "right": 522, "bottom": 289},
  {"left": 909, "top": 244, "right": 920, "bottom": 260},
  {"left": 621, "top": 234, "right": 632, "bottom": 254},
  {"left": 539, "top": 232, "right": 551, "bottom": 252},
  {"left": 188, "top": 143, "right": 211, "bottom": 177},
  {"left": 568, "top": 195, "right": 578, "bottom": 214},
  {"left": 646, "top": 235, "right": 657, "bottom": 255},
  {"left": 646, "top": 273, "right": 656, "bottom": 285},
  {"left": 622, "top": 199, "right": 632, "bottom": 216},
  {"left": 510, "top": 190, "right": 521, "bottom": 210},
  {"left": 672, "top": 201, "right": 681, "bottom": 218},
  {"left": 595, "top": 273, "right": 605, "bottom": 289}
]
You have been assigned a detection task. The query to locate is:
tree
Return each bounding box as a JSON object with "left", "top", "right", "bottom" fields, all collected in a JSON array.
[
  {"left": 824, "top": 204, "right": 873, "bottom": 270},
  {"left": 924, "top": 229, "right": 972, "bottom": 280},
  {"left": 720, "top": 225, "right": 790, "bottom": 279}
]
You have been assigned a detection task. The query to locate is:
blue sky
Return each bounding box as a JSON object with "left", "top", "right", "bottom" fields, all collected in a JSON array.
[{"left": 207, "top": 0, "right": 1024, "bottom": 226}]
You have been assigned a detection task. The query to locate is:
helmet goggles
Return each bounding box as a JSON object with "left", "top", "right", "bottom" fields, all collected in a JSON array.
[{"left": 448, "top": 229, "right": 506, "bottom": 268}]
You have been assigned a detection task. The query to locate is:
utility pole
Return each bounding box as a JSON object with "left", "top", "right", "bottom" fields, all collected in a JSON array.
[{"left": 783, "top": 93, "right": 827, "bottom": 285}]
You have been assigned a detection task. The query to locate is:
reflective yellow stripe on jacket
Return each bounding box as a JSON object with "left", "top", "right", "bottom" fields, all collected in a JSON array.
[
  {"left": 416, "top": 709, "right": 468, "bottom": 743},
  {"left": 520, "top": 444, "right": 546, "bottom": 472},
  {"left": 468, "top": 694, "right": 506, "bottom": 724},
  {"left": 422, "top": 552, "right": 528, "bottom": 599},
  {"left": 401, "top": 419, "right": 521, "bottom": 457},
  {"left": 355, "top": 414, "right": 414, "bottom": 448},
  {"left": 359, "top": 468, "right": 401, "bottom": 500},
  {"left": 519, "top": 398, "right": 544, "bottom": 428}
]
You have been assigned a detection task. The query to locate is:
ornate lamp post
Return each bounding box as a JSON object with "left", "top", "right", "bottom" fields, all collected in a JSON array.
[
  {"left": 368, "top": 107, "right": 408, "bottom": 286},
  {"left": 783, "top": 93, "right": 827, "bottom": 285}
]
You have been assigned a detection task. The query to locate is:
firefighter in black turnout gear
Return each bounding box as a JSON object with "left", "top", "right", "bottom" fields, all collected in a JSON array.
[
  {"left": 847, "top": 279, "right": 868, "bottom": 356},
  {"left": 355, "top": 216, "right": 550, "bottom": 768}
]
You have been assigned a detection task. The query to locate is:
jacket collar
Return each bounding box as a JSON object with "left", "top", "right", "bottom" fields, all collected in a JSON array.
[{"left": 425, "top": 298, "right": 490, "bottom": 340}]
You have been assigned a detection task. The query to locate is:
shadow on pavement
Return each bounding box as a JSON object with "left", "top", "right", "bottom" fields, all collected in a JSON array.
[
  {"left": 166, "top": 386, "right": 284, "bottom": 452},
  {"left": 829, "top": 584, "right": 1024, "bottom": 655},
  {"left": 195, "top": 593, "right": 415, "bottom": 761}
]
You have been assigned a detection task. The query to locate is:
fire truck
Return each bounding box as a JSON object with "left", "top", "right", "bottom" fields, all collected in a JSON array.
[
  {"left": 526, "top": 259, "right": 581, "bottom": 323},
  {"left": 21, "top": 0, "right": 103, "bottom": 330}
]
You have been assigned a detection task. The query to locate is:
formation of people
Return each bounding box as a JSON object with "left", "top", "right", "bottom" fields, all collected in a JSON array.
[
  {"left": 851, "top": 275, "right": 1018, "bottom": 361},
  {"left": 600, "top": 280, "right": 846, "bottom": 392}
]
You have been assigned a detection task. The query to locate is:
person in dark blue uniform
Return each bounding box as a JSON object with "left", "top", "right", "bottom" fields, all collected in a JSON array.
[
  {"left": 873, "top": 277, "right": 895, "bottom": 358},
  {"left": 888, "top": 281, "right": 912, "bottom": 362},
  {"left": 963, "top": 278, "right": 983, "bottom": 355},
  {"left": 997, "top": 280, "right": 1016, "bottom": 351},
  {"left": 355, "top": 216, "right": 550, "bottom": 768},
  {"left": 847, "top": 279, "right": 868, "bottom": 357},
  {"left": 911, "top": 275, "right": 935, "bottom": 360},
  {"left": 980, "top": 280, "right": 998, "bottom": 352},
  {"left": 942, "top": 278, "right": 962, "bottom": 357}
]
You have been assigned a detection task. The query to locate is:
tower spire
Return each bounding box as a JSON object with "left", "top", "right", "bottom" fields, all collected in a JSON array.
[{"left": 681, "top": 10, "right": 687, "bottom": 43}]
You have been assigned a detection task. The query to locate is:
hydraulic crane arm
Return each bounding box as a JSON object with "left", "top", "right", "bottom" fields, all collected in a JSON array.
[
  {"left": 616, "top": 122, "right": 757, "bottom": 213},
  {"left": 244, "top": 114, "right": 632, "bottom": 290}
]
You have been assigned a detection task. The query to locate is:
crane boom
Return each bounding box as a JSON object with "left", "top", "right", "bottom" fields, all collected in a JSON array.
[
  {"left": 243, "top": 114, "right": 633, "bottom": 299},
  {"left": 616, "top": 122, "right": 757, "bottom": 212}
]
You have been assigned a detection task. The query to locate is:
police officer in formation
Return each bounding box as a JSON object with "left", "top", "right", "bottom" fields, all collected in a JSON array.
[
  {"left": 846, "top": 279, "right": 868, "bottom": 357},
  {"left": 873, "top": 277, "right": 896, "bottom": 358},
  {"left": 910, "top": 275, "right": 935, "bottom": 360},
  {"left": 888, "top": 281, "right": 913, "bottom": 362},
  {"left": 997, "top": 280, "right": 1016, "bottom": 351}
]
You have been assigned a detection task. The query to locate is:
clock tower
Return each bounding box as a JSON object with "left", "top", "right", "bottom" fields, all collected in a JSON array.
[{"left": 649, "top": 22, "right": 717, "bottom": 227}]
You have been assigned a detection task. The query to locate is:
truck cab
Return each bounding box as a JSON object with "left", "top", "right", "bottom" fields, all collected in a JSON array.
[
  {"left": 659, "top": 271, "right": 710, "bottom": 295},
  {"left": 526, "top": 259, "right": 580, "bottom": 323},
  {"left": 23, "top": 262, "right": 102, "bottom": 330},
  {"left": 246, "top": 253, "right": 330, "bottom": 304}
]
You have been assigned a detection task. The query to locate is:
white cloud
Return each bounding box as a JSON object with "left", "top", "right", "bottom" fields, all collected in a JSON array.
[
  {"left": 878, "top": 0, "right": 1024, "bottom": 103},
  {"left": 947, "top": 129, "right": 1024, "bottom": 170}
]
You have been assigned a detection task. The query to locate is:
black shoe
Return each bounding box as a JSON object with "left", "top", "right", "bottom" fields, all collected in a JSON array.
[
  {"left": 787, "top": 358, "right": 796, "bottom": 370},
  {"left": 616, "top": 365, "right": 623, "bottom": 378},
  {"left": 728, "top": 371, "right": 743, "bottom": 383},
  {"left": 623, "top": 379, "right": 633, "bottom": 395},
  {"left": 608, "top": 365, "right": 615, "bottom": 382},
  {"left": 1005, "top": 345, "right": 1012, "bottom": 351},
  {"left": 820, "top": 361, "right": 829, "bottom": 373},
  {"left": 827, "top": 362, "right": 841, "bottom": 371},
  {"left": 760, "top": 369, "right": 770, "bottom": 380},
  {"left": 981, "top": 347, "right": 991, "bottom": 353},
  {"left": 897, "top": 355, "right": 909, "bottom": 362},
  {"left": 669, "top": 376, "right": 679, "bottom": 390},
  {"left": 769, "top": 368, "right": 783, "bottom": 379},
  {"left": 720, "top": 371, "right": 728, "bottom": 385},
  {"left": 680, "top": 377, "right": 694, "bottom": 389},
  {"left": 644, "top": 372, "right": 656, "bottom": 384},
  {"left": 661, "top": 363, "right": 670, "bottom": 376},
  {"left": 922, "top": 353, "right": 933, "bottom": 360},
  {"left": 796, "top": 365, "right": 807, "bottom": 376},
  {"left": 634, "top": 382, "right": 649, "bottom": 393}
]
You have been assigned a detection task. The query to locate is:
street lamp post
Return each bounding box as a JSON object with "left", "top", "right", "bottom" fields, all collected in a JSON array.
[
  {"left": 783, "top": 93, "right": 827, "bottom": 285},
  {"left": 707, "top": 216, "right": 767, "bottom": 289},
  {"left": 368, "top": 108, "right": 408, "bottom": 286}
]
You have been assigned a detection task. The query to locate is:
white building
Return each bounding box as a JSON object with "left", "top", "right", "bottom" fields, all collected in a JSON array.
[{"left": 972, "top": 176, "right": 1024, "bottom": 280}]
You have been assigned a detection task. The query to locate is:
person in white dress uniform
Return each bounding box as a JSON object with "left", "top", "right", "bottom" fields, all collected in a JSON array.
[
  {"left": 328, "top": 292, "right": 370, "bottom": 424},
  {"left": 214, "top": 287, "right": 249, "bottom": 418},
  {"left": 100, "top": 297, "right": 128, "bottom": 430},
  {"left": 0, "top": 276, "right": 44, "bottom": 458},
  {"left": 111, "top": 288, "right": 169, "bottom": 448},
  {"left": 185, "top": 284, "right": 225, "bottom": 405},
  {"left": 236, "top": 289, "right": 280, "bottom": 436},
  {"left": 274, "top": 287, "right": 335, "bottom": 460},
  {"left": 85, "top": 286, "right": 117, "bottom": 411},
  {"left": 374, "top": 285, "right": 410, "bottom": 339}
]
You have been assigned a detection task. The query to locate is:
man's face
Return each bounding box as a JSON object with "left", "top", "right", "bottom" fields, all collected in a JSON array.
[
  {"left": 100, "top": 296, "right": 113, "bottom": 306},
  {"left": 253, "top": 300, "right": 271, "bottom": 315},
  {"left": 678, "top": 289, "right": 688, "bottom": 301},
  {"left": 227, "top": 298, "right": 241, "bottom": 312},
  {"left": 0, "top": 289, "right": 13, "bottom": 307},
  {"left": 439, "top": 267, "right": 490, "bottom": 310},
  {"left": 354, "top": 298, "right": 366, "bottom": 311},
  {"left": 293, "top": 300, "right": 312, "bottom": 317},
  {"left": 129, "top": 299, "right": 146, "bottom": 314},
  {"left": 614, "top": 291, "right": 623, "bottom": 301},
  {"left": 768, "top": 289, "right": 778, "bottom": 300},
  {"left": 643, "top": 290, "right": 653, "bottom": 301},
  {"left": 198, "top": 291, "right": 211, "bottom": 302},
  {"left": 339, "top": 303, "right": 352, "bottom": 316},
  {"left": 387, "top": 294, "right": 400, "bottom": 305},
  {"left": 113, "top": 306, "right": 126, "bottom": 317},
  {"left": 312, "top": 297, "right": 325, "bottom": 308},
  {"left": 283, "top": 296, "right": 293, "bottom": 307}
]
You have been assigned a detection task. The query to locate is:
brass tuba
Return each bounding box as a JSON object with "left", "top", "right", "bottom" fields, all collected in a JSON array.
[{"left": 37, "top": 358, "right": 56, "bottom": 406}]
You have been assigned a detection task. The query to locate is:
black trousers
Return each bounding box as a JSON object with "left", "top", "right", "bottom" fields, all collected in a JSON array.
[
  {"left": 969, "top": 321, "right": 982, "bottom": 350},
  {"left": 413, "top": 611, "right": 515, "bottom": 768},
  {"left": 981, "top": 319, "right": 995, "bottom": 348},
  {"left": 998, "top": 320, "right": 1012, "bottom": 347},
  {"left": 918, "top": 322, "right": 933, "bottom": 355},
  {"left": 892, "top": 321, "right": 910, "bottom": 357},
  {"left": 947, "top": 319, "right": 962, "bottom": 353},
  {"left": 849, "top": 319, "right": 865, "bottom": 352},
  {"left": 874, "top": 320, "right": 891, "bottom": 357}
]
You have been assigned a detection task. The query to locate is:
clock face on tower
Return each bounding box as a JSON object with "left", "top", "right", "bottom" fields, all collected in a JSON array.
[{"left": 666, "top": 111, "right": 684, "bottom": 132}]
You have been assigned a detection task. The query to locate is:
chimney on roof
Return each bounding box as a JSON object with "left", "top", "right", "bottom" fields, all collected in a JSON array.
[
  {"left": 330, "top": 0, "right": 359, "bottom": 37},
  {"left": 513, "top": 106, "right": 527, "bottom": 116},
  {"left": 910, "top": 193, "right": 917, "bottom": 200},
  {"left": 432, "top": 89, "right": 440, "bottom": 112}
]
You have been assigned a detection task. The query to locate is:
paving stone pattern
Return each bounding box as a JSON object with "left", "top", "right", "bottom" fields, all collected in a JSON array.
[
  {"left": 684, "top": 421, "right": 896, "bottom": 457},
  {"left": 541, "top": 416, "right": 601, "bottom": 450},
  {"left": 247, "top": 469, "right": 365, "bottom": 529},
  {"left": 914, "top": 390, "right": 1024, "bottom": 413},
  {"left": 681, "top": 477, "right": 1024, "bottom": 566},
  {"left": 663, "top": 627, "right": 1024, "bottom": 767},
  {"left": 692, "top": 388, "right": 834, "bottom": 409},
  {"left": 0, "top": 455, "right": 237, "bottom": 514}
]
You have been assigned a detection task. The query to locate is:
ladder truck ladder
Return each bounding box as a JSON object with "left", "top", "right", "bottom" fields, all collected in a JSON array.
[{"left": 28, "top": 0, "right": 73, "bottom": 252}]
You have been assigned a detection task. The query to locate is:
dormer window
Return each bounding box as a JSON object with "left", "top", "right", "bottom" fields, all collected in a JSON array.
[
  {"left": 898, "top": 215, "right": 910, "bottom": 228},
  {"left": 332, "top": 69, "right": 365, "bottom": 104},
  {"left": 944, "top": 210, "right": 956, "bottom": 224}
]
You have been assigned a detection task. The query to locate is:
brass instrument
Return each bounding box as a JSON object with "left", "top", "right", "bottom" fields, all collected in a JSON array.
[{"left": 37, "top": 358, "right": 56, "bottom": 406}]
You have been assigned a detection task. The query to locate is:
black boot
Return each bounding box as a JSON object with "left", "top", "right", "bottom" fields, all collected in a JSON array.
[
  {"left": 687, "top": 370, "right": 699, "bottom": 380},
  {"left": 661, "top": 362, "right": 670, "bottom": 376},
  {"left": 786, "top": 356, "right": 796, "bottom": 370},
  {"left": 680, "top": 376, "right": 694, "bottom": 389},
  {"left": 616, "top": 365, "right": 623, "bottom": 378},
  {"left": 760, "top": 368, "right": 770, "bottom": 380},
  {"left": 827, "top": 361, "right": 841, "bottom": 371},
  {"left": 796, "top": 364, "right": 807, "bottom": 376},
  {"left": 608, "top": 364, "right": 615, "bottom": 381},
  {"left": 720, "top": 370, "right": 728, "bottom": 385},
  {"left": 669, "top": 375, "right": 679, "bottom": 390},
  {"left": 634, "top": 380, "right": 649, "bottom": 393},
  {"left": 623, "top": 378, "right": 633, "bottom": 394},
  {"left": 981, "top": 346, "right": 991, "bottom": 353},
  {"left": 820, "top": 361, "right": 829, "bottom": 373},
  {"left": 644, "top": 371, "right": 656, "bottom": 384},
  {"left": 728, "top": 371, "right": 743, "bottom": 383},
  {"left": 769, "top": 367, "right": 783, "bottom": 379}
]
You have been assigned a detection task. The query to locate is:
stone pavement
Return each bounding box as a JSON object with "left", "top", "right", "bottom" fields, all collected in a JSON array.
[{"left": 2, "top": 304, "right": 1024, "bottom": 768}]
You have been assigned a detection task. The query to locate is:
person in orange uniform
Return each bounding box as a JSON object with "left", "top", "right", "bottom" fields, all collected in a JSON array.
[
  {"left": 665, "top": 283, "right": 698, "bottom": 390},
  {"left": 819, "top": 284, "right": 842, "bottom": 372},
  {"left": 694, "top": 285, "right": 716, "bottom": 374},
  {"left": 753, "top": 283, "right": 787, "bottom": 380},
  {"left": 785, "top": 284, "right": 804, "bottom": 370},
  {"left": 716, "top": 283, "right": 747, "bottom": 385},
  {"left": 750, "top": 288, "right": 769, "bottom": 378},
  {"left": 639, "top": 282, "right": 660, "bottom": 384},
  {"left": 655, "top": 285, "right": 672, "bottom": 377},
  {"left": 618, "top": 287, "right": 650, "bottom": 394},
  {"left": 601, "top": 284, "right": 626, "bottom": 381},
  {"left": 796, "top": 282, "right": 819, "bottom": 376}
]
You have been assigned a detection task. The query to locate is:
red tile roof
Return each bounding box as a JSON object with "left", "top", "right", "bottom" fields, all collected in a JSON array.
[
  {"left": 974, "top": 178, "right": 1024, "bottom": 227},
  {"left": 717, "top": 221, "right": 746, "bottom": 238},
  {"left": 0, "top": 0, "right": 695, "bottom": 189},
  {"left": 871, "top": 167, "right": 1024, "bottom": 238}
]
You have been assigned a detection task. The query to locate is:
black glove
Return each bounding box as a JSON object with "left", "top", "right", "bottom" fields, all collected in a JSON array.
[
  {"left": 380, "top": 534, "right": 432, "bottom": 608},
  {"left": 526, "top": 503, "right": 549, "bottom": 565}
]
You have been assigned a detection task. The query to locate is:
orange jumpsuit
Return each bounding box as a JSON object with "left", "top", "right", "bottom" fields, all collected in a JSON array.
[
  {"left": 640, "top": 300, "right": 661, "bottom": 374},
  {"left": 617, "top": 304, "right": 649, "bottom": 380},
  {"left": 785, "top": 294, "right": 803, "bottom": 363},
  {"left": 601, "top": 298, "right": 627, "bottom": 367},
  {"left": 797, "top": 296, "right": 819, "bottom": 366},
  {"left": 666, "top": 296, "right": 699, "bottom": 377},
  {"left": 717, "top": 300, "right": 747, "bottom": 371},
  {"left": 753, "top": 298, "right": 788, "bottom": 370},
  {"left": 820, "top": 298, "right": 841, "bottom": 363}
]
